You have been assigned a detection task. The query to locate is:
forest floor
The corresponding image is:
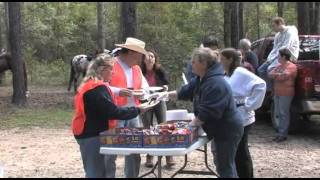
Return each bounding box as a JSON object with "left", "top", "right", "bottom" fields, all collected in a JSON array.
[{"left": 1, "top": 85, "right": 320, "bottom": 178}]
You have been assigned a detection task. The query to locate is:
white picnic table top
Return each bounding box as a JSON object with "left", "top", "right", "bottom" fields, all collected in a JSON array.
[{"left": 100, "top": 136, "right": 209, "bottom": 156}]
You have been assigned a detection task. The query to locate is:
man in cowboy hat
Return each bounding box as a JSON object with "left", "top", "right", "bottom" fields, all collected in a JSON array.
[{"left": 105, "top": 37, "right": 150, "bottom": 178}]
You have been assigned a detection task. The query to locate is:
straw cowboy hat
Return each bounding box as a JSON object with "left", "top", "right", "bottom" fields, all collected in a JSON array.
[{"left": 115, "top": 37, "right": 148, "bottom": 56}]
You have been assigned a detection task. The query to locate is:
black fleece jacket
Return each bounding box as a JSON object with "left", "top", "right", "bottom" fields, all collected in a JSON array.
[
  {"left": 177, "top": 63, "right": 243, "bottom": 140},
  {"left": 74, "top": 85, "right": 140, "bottom": 139}
]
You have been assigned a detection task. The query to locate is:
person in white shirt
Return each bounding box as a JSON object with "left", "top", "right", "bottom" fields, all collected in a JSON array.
[
  {"left": 220, "top": 48, "right": 266, "bottom": 178},
  {"left": 257, "top": 17, "right": 299, "bottom": 91},
  {"left": 105, "top": 37, "right": 150, "bottom": 178}
]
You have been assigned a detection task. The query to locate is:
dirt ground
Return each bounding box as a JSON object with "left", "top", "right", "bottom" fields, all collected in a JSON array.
[{"left": 1, "top": 86, "right": 320, "bottom": 178}]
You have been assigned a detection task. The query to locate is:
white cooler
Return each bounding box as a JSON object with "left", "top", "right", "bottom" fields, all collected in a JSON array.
[{"left": 165, "top": 109, "right": 189, "bottom": 121}]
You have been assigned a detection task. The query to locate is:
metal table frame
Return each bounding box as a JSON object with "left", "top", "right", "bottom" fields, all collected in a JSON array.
[{"left": 100, "top": 137, "right": 219, "bottom": 178}]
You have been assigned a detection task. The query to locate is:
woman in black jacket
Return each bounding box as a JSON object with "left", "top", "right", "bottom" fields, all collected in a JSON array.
[
  {"left": 168, "top": 48, "right": 244, "bottom": 178},
  {"left": 72, "top": 54, "right": 149, "bottom": 178},
  {"left": 140, "top": 49, "right": 175, "bottom": 167}
]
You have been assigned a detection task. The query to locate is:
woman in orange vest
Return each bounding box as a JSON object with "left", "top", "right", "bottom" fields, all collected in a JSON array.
[{"left": 72, "top": 54, "right": 148, "bottom": 178}]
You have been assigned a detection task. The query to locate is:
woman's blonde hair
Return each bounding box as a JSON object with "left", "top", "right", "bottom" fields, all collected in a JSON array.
[{"left": 79, "top": 53, "right": 114, "bottom": 87}]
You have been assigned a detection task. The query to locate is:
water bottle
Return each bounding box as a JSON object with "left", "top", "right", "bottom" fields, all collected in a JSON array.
[
  {"left": 162, "top": 92, "right": 169, "bottom": 102},
  {"left": 0, "top": 163, "right": 4, "bottom": 178}
]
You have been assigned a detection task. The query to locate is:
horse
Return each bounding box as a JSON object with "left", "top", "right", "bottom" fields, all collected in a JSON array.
[
  {"left": 67, "top": 54, "right": 93, "bottom": 92},
  {"left": 67, "top": 49, "right": 115, "bottom": 92},
  {"left": 0, "top": 50, "right": 28, "bottom": 96}
]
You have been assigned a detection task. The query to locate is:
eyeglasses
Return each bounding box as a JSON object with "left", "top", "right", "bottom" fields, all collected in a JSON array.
[{"left": 102, "top": 65, "right": 112, "bottom": 71}]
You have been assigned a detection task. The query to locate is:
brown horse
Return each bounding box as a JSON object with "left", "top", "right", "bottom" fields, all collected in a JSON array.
[{"left": 0, "top": 52, "right": 28, "bottom": 93}]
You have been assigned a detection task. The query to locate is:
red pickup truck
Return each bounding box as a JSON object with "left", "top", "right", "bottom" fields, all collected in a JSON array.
[{"left": 251, "top": 35, "right": 320, "bottom": 133}]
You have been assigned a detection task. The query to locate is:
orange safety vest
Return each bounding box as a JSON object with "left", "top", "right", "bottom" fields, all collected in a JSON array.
[
  {"left": 109, "top": 58, "right": 142, "bottom": 106},
  {"left": 72, "top": 79, "right": 117, "bottom": 136}
]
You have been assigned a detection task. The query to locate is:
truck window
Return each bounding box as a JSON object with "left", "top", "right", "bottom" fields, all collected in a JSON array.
[{"left": 299, "top": 37, "right": 320, "bottom": 60}]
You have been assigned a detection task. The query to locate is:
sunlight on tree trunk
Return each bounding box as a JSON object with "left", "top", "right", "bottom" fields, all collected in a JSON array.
[{"left": 8, "top": 2, "right": 26, "bottom": 106}]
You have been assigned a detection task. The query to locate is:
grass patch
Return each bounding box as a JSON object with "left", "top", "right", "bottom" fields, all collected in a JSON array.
[
  {"left": 0, "top": 107, "right": 73, "bottom": 129},
  {"left": 1, "top": 58, "right": 70, "bottom": 87}
]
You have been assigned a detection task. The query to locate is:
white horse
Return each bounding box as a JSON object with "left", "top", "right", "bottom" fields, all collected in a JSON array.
[
  {"left": 68, "top": 54, "right": 93, "bottom": 92},
  {"left": 68, "top": 49, "right": 113, "bottom": 92}
]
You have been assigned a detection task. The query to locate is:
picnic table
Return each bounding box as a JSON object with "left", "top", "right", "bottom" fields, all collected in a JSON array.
[{"left": 100, "top": 136, "right": 219, "bottom": 178}]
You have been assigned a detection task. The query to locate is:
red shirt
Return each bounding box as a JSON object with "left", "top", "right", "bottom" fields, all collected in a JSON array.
[
  {"left": 269, "top": 62, "right": 297, "bottom": 96},
  {"left": 146, "top": 70, "right": 157, "bottom": 86}
]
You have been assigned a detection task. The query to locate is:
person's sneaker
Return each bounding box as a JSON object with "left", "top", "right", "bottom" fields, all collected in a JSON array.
[
  {"left": 145, "top": 155, "right": 154, "bottom": 168},
  {"left": 272, "top": 136, "right": 279, "bottom": 142},
  {"left": 165, "top": 156, "right": 175, "bottom": 167},
  {"left": 275, "top": 136, "right": 287, "bottom": 143}
]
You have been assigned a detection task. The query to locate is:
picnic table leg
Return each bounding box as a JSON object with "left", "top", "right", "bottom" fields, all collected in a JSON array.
[
  {"left": 158, "top": 156, "right": 162, "bottom": 178},
  {"left": 204, "top": 144, "right": 219, "bottom": 177},
  {"left": 170, "top": 154, "right": 188, "bottom": 178},
  {"left": 139, "top": 157, "right": 159, "bottom": 178}
]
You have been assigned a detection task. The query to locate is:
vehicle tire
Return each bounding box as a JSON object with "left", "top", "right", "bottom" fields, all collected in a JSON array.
[
  {"left": 302, "top": 114, "right": 311, "bottom": 121},
  {"left": 257, "top": 90, "right": 273, "bottom": 122}
]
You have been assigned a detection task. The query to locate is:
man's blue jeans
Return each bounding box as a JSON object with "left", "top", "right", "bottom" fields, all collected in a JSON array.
[
  {"left": 257, "top": 61, "right": 274, "bottom": 91},
  {"left": 104, "top": 116, "right": 141, "bottom": 178}
]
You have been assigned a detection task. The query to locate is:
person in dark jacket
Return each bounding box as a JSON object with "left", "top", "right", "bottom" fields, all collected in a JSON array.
[
  {"left": 239, "top": 39, "right": 259, "bottom": 74},
  {"left": 72, "top": 54, "right": 149, "bottom": 178},
  {"left": 140, "top": 49, "right": 175, "bottom": 167},
  {"left": 168, "top": 48, "right": 244, "bottom": 178}
]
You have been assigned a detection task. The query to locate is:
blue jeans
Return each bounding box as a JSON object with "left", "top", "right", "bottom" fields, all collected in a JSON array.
[
  {"left": 76, "top": 136, "right": 106, "bottom": 178},
  {"left": 235, "top": 124, "right": 254, "bottom": 178},
  {"left": 274, "top": 95, "right": 293, "bottom": 137},
  {"left": 141, "top": 101, "right": 167, "bottom": 128},
  {"left": 105, "top": 116, "right": 141, "bottom": 178},
  {"left": 212, "top": 134, "right": 243, "bottom": 178},
  {"left": 257, "top": 61, "right": 274, "bottom": 91}
]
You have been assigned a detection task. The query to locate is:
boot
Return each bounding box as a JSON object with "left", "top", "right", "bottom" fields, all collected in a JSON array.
[
  {"left": 145, "top": 154, "right": 154, "bottom": 168},
  {"left": 165, "top": 156, "right": 175, "bottom": 167}
]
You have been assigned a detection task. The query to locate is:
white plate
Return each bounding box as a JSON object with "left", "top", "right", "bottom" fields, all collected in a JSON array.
[
  {"left": 132, "top": 92, "right": 144, "bottom": 96},
  {"left": 131, "top": 90, "right": 144, "bottom": 96},
  {"left": 149, "top": 86, "right": 163, "bottom": 92},
  {"left": 140, "top": 99, "right": 160, "bottom": 109},
  {"left": 155, "top": 92, "right": 168, "bottom": 101}
]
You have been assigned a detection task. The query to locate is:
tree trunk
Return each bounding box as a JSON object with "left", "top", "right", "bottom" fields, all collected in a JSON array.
[
  {"left": 277, "top": 2, "right": 284, "bottom": 17},
  {"left": 230, "top": 2, "right": 239, "bottom": 48},
  {"left": 224, "top": 2, "right": 231, "bottom": 47},
  {"left": 309, "top": 2, "right": 314, "bottom": 34},
  {"left": 0, "top": 12, "right": 2, "bottom": 49},
  {"left": 4, "top": 2, "right": 10, "bottom": 51},
  {"left": 97, "top": 2, "right": 106, "bottom": 52},
  {"left": 310, "top": 2, "right": 320, "bottom": 34},
  {"left": 244, "top": 3, "right": 249, "bottom": 38},
  {"left": 238, "top": 2, "right": 244, "bottom": 40},
  {"left": 256, "top": 2, "right": 260, "bottom": 39},
  {"left": 316, "top": 2, "right": 320, "bottom": 34},
  {"left": 55, "top": 3, "right": 62, "bottom": 60},
  {"left": 8, "top": 2, "right": 26, "bottom": 106},
  {"left": 297, "top": 2, "right": 310, "bottom": 34},
  {"left": 120, "top": 2, "right": 136, "bottom": 42},
  {"left": 0, "top": 4, "right": 4, "bottom": 85}
]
